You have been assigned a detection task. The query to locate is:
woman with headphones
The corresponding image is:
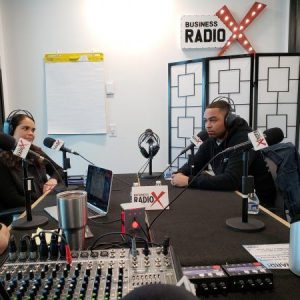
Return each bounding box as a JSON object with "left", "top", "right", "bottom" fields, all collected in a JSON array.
[
  {"left": 0, "top": 110, "right": 64, "bottom": 212},
  {"left": 171, "top": 98, "right": 277, "bottom": 208}
]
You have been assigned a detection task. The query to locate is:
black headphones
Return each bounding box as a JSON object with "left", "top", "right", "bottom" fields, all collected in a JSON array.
[
  {"left": 211, "top": 96, "right": 237, "bottom": 128},
  {"left": 138, "top": 129, "right": 160, "bottom": 159},
  {"left": 3, "top": 109, "right": 34, "bottom": 135}
]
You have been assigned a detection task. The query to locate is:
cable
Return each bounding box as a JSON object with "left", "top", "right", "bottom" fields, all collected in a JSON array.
[
  {"left": 154, "top": 155, "right": 179, "bottom": 181},
  {"left": 89, "top": 232, "right": 134, "bottom": 251},
  {"left": 113, "top": 175, "right": 132, "bottom": 187},
  {"left": 137, "top": 158, "right": 150, "bottom": 183},
  {"left": 78, "top": 153, "right": 96, "bottom": 166},
  {"left": 46, "top": 159, "right": 66, "bottom": 186},
  {"left": 133, "top": 217, "right": 151, "bottom": 242},
  {"left": 88, "top": 218, "right": 121, "bottom": 225},
  {"left": 148, "top": 151, "right": 225, "bottom": 231}
]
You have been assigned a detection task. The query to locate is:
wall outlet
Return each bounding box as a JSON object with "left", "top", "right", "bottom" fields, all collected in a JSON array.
[{"left": 109, "top": 123, "right": 117, "bottom": 137}]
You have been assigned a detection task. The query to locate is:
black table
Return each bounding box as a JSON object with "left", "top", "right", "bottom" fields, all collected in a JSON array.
[{"left": 3, "top": 174, "right": 299, "bottom": 299}]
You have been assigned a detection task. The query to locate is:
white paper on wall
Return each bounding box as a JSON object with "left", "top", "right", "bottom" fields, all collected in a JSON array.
[{"left": 45, "top": 61, "right": 106, "bottom": 134}]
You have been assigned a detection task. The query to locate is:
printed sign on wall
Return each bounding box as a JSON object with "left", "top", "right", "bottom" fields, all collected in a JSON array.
[{"left": 181, "top": 15, "right": 231, "bottom": 49}]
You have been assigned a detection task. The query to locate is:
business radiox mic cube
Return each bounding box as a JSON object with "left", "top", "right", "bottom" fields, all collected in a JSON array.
[{"left": 120, "top": 203, "right": 148, "bottom": 239}]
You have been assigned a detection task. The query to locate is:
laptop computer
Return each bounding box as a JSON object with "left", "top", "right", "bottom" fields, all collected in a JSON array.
[{"left": 44, "top": 165, "right": 113, "bottom": 220}]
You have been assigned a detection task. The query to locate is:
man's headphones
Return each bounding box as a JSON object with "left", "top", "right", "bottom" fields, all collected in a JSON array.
[
  {"left": 138, "top": 129, "right": 160, "bottom": 159},
  {"left": 211, "top": 96, "right": 237, "bottom": 128},
  {"left": 3, "top": 109, "right": 34, "bottom": 135}
]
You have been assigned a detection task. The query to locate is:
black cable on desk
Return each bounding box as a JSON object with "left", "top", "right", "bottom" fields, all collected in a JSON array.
[
  {"left": 88, "top": 218, "right": 121, "bottom": 225},
  {"left": 148, "top": 152, "right": 224, "bottom": 231}
]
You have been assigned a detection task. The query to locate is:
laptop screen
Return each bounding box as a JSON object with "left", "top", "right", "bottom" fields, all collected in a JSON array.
[{"left": 85, "top": 165, "right": 113, "bottom": 212}]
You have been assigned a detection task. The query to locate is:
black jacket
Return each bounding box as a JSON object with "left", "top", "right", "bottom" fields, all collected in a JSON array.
[
  {"left": 0, "top": 145, "right": 64, "bottom": 210},
  {"left": 178, "top": 118, "right": 276, "bottom": 206}
]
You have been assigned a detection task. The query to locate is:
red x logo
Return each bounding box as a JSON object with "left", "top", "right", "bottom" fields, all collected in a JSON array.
[
  {"left": 216, "top": 2, "right": 266, "bottom": 56},
  {"left": 256, "top": 137, "right": 267, "bottom": 147},
  {"left": 151, "top": 191, "right": 166, "bottom": 208}
]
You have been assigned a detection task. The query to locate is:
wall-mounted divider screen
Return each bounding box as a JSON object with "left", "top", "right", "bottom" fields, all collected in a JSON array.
[
  {"left": 254, "top": 53, "right": 300, "bottom": 148},
  {"left": 168, "top": 59, "right": 205, "bottom": 169},
  {"left": 207, "top": 55, "right": 254, "bottom": 125},
  {"left": 169, "top": 53, "right": 300, "bottom": 169}
]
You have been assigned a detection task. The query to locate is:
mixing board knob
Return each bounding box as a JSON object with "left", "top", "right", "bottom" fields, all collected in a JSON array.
[
  {"left": 63, "top": 267, "right": 69, "bottom": 277},
  {"left": 264, "top": 277, "right": 273, "bottom": 287},
  {"left": 75, "top": 267, "right": 80, "bottom": 277},
  {"left": 29, "top": 269, "right": 34, "bottom": 279},
  {"left": 86, "top": 267, "right": 91, "bottom": 276},
  {"left": 200, "top": 283, "right": 209, "bottom": 293},
  {"left": 108, "top": 267, "right": 113, "bottom": 275},
  {"left": 59, "top": 277, "right": 65, "bottom": 286},
  {"left": 5, "top": 271, "right": 11, "bottom": 280},
  {"left": 17, "top": 270, "right": 22, "bottom": 280},
  {"left": 52, "top": 269, "right": 57, "bottom": 278},
  {"left": 218, "top": 281, "right": 227, "bottom": 291},
  {"left": 247, "top": 279, "right": 255, "bottom": 288},
  {"left": 96, "top": 267, "right": 102, "bottom": 275},
  {"left": 237, "top": 279, "right": 245, "bottom": 289},
  {"left": 209, "top": 282, "right": 218, "bottom": 292},
  {"left": 255, "top": 278, "right": 264, "bottom": 288}
]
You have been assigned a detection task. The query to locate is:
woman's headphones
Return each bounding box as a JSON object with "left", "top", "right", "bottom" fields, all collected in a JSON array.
[
  {"left": 211, "top": 96, "right": 237, "bottom": 128},
  {"left": 3, "top": 109, "right": 34, "bottom": 135}
]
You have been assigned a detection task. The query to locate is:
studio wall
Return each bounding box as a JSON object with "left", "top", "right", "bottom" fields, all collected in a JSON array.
[{"left": 0, "top": 0, "right": 290, "bottom": 174}]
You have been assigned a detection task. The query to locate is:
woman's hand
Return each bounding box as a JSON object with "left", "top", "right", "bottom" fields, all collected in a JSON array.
[
  {"left": 0, "top": 223, "right": 10, "bottom": 255},
  {"left": 43, "top": 178, "right": 58, "bottom": 193}
]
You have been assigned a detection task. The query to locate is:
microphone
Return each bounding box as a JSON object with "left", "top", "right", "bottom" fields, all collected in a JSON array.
[
  {"left": 222, "top": 127, "right": 284, "bottom": 154},
  {"left": 0, "top": 133, "right": 47, "bottom": 160},
  {"left": 179, "top": 130, "right": 209, "bottom": 156},
  {"left": 43, "top": 137, "right": 79, "bottom": 155}
]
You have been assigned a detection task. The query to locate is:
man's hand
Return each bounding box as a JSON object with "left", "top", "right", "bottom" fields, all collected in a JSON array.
[{"left": 171, "top": 172, "right": 189, "bottom": 187}]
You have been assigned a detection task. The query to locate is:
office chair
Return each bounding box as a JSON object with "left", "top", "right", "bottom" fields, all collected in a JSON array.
[{"left": 264, "top": 157, "right": 290, "bottom": 221}]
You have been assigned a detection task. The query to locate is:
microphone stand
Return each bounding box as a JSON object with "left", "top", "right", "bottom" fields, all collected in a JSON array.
[
  {"left": 62, "top": 151, "right": 70, "bottom": 187},
  {"left": 188, "top": 146, "right": 195, "bottom": 176},
  {"left": 226, "top": 151, "right": 265, "bottom": 232},
  {"left": 12, "top": 159, "right": 48, "bottom": 230}
]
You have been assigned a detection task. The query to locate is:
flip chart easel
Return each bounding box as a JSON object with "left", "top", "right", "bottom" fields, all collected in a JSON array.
[{"left": 44, "top": 52, "right": 106, "bottom": 134}]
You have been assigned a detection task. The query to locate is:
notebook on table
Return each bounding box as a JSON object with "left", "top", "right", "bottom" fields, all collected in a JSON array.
[{"left": 44, "top": 165, "right": 113, "bottom": 220}]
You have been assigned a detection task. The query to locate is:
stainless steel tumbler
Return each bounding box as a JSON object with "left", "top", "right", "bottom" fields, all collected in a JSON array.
[{"left": 56, "top": 190, "right": 87, "bottom": 250}]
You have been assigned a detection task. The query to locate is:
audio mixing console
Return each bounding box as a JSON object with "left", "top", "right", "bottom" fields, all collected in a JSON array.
[{"left": 0, "top": 246, "right": 181, "bottom": 299}]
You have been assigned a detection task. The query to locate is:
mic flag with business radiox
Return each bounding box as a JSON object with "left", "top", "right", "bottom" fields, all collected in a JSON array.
[
  {"left": 0, "top": 133, "right": 46, "bottom": 160},
  {"left": 223, "top": 127, "right": 284, "bottom": 154},
  {"left": 179, "top": 130, "right": 209, "bottom": 156},
  {"left": 43, "top": 137, "right": 79, "bottom": 155}
]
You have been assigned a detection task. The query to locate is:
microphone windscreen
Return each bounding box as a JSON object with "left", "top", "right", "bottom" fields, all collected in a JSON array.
[
  {"left": 263, "top": 127, "right": 284, "bottom": 145},
  {"left": 43, "top": 137, "right": 56, "bottom": 148},
  {"left": 0, "top": 133, "right": 16, "bottom": 151},
  {"left": 197, "top": 130, "right": 209, "bottom": 141}
]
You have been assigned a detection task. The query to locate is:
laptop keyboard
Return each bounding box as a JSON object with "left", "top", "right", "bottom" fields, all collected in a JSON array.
[{"left": 88, "top": 208, "right": 100, "bottom": 218}]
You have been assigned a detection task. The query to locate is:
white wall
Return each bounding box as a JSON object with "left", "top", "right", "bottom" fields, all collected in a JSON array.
[{"left": 0, "top": 0, "right": 290, "bottom": 175}]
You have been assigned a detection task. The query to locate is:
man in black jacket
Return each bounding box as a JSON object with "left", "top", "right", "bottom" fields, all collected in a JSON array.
[{"left": 171, "top": 100, "right": 276, "bottom": 207}]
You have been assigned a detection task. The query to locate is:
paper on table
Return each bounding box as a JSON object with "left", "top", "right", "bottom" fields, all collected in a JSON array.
[{"left": 243, "top": 243, "right": 289, "bottom": 269}]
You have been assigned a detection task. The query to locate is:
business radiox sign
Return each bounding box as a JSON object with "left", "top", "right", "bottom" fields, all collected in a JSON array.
[{"left": 181, "top": 15, "right": 231, "bottom": 49}]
